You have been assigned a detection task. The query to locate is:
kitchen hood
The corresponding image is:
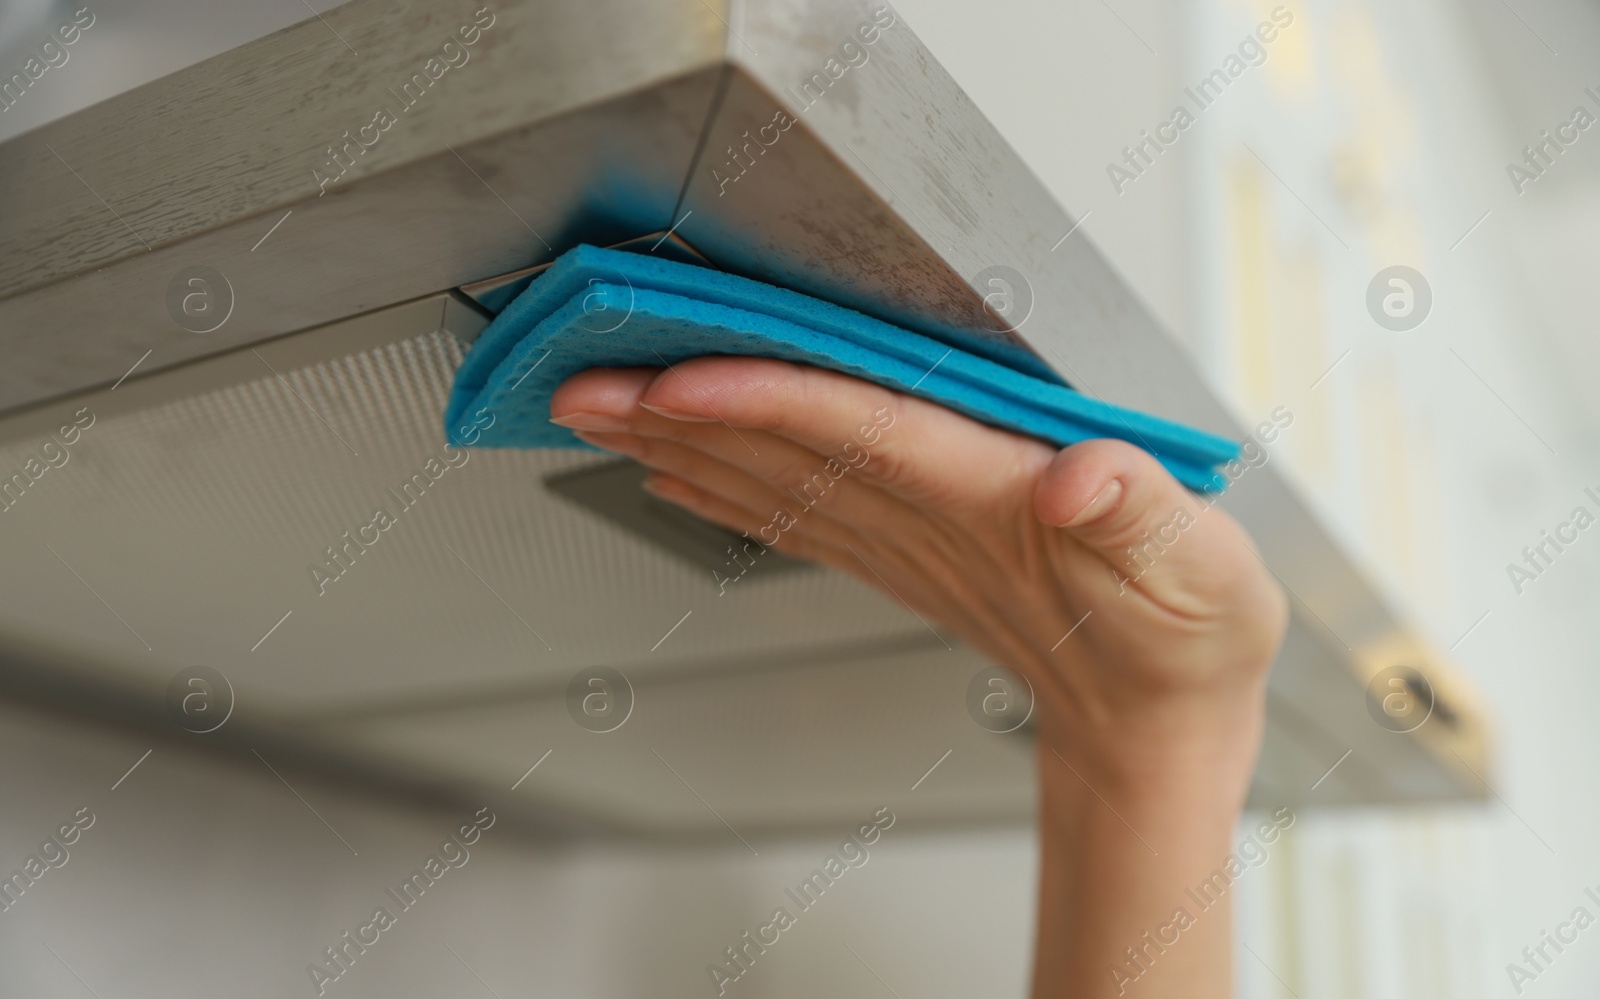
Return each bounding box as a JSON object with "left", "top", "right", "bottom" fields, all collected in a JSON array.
[{"left": 0, "top": 0, "right": 1490, "bottom": 839}]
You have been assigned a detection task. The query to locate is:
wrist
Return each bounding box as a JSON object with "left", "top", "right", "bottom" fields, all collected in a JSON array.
[
  {"left": 1036, "top": 683, "right": 1267, "bottom": 819},
  {"left": 1031, "top": 713, "right": 1261, "bottom": 999}
]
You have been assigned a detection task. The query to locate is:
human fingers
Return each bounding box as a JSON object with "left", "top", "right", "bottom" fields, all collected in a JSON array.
[
  {"left": 552, "top": 365, "right": 922, "bottom": 537},
  {"left": 630, "top": 356, "right": 1055, "bottom": 513},
  {"left": 571, "top": 430, "right": 874, "bottom": 554},
  {"left": 638, "top": 469, "right": 1006, "bottom": 653},
  {"left": 1036, "top": 438, "right": 1279, "bottom": 623}
]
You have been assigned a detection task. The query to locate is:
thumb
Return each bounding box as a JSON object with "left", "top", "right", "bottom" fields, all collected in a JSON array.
[{"left": 1034, "top": 439, "right": 1252, "bottom": 616}]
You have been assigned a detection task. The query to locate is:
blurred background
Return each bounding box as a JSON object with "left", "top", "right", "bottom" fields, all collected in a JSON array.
[{"left": 2, "top": 0, "right": 1599, "bottom": 995}]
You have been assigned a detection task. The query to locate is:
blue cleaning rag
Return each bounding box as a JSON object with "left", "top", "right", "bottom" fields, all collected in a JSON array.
[{"left": 446, "top": 245, "right": 1239, "bottom": 492}]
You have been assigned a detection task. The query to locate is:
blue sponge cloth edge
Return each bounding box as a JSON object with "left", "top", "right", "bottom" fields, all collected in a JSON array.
[{"left": 445, "top": 245, "right": 1239, "bottom": 492}]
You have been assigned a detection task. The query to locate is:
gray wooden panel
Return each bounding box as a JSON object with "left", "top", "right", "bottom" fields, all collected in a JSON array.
[
  {"left": 0, "top": 0, "right": 723, "bottom": 293},
  {"left": 0, "top": 0, "right": 725, "bottom": 414}
]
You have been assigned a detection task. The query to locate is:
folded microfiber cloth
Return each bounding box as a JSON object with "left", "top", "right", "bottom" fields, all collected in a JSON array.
[{"left": 446, "top": 245, "right": 1239, "bottom": 492}]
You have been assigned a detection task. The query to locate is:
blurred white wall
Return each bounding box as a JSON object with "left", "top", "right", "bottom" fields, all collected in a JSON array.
[{"left": 897, "top": 0, "right": 1600, "bottom": 995}]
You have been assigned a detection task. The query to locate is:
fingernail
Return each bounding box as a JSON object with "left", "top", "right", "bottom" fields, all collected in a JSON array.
[
  {"left": 1061, "top": 479, "right": 1123, "bottom": 527},
  {"left": 550, "top": 412, "right": 629, "bottom": 432},
  {"left": 572, "top": 430, "right": 643, "bottom": 457},
  {"left": 639, "top": 402, "right": 717, "bottom": 423}
]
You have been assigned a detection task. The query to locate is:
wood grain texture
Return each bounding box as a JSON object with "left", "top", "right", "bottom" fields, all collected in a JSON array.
[
  {"left": 0, "top": 0, "right": 726, "bottom": 294},
  {"left": 0, "top": 0, "right": 726, "bottom": 413}
]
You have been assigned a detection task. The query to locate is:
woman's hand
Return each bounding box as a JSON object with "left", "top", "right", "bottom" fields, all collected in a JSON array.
[
  {"left": 549, "top": 356, "right": 1289, "bottom": 998},
  {"left": 550, "top": 357, "right": 1285, "bottom": 781}
]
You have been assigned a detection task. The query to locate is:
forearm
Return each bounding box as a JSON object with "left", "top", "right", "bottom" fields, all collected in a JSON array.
[
  {"left": 546, "top": 360, "right": 1289, "bottom": 997},
  {"left": 1030, "top": 701, "right": 1264, "bottom": 999}
]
